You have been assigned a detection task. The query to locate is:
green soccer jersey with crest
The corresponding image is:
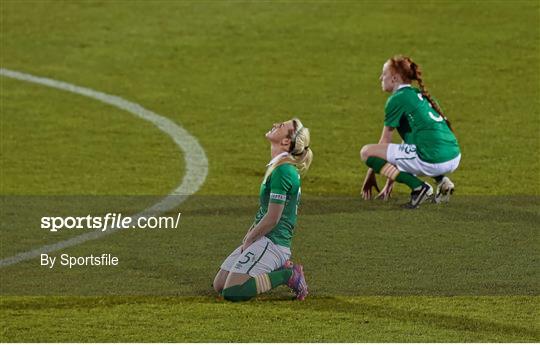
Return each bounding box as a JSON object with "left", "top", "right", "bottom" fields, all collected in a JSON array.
[
  {"left": 255, "top": 163, "right": 301, "bottom": 248},
  {"left": 384, "top": 86, "right": 460, "bottom": 163}
]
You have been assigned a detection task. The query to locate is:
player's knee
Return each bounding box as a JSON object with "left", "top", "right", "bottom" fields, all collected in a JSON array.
[
  {"left": 213, "top": 273, "right": 226, "bottom": 293},
  {"left": 360, "top": 145, "right": 372, "bottom": 162},
  {"left": 213, "top": 281, "right": 223, "bottom": 293}
]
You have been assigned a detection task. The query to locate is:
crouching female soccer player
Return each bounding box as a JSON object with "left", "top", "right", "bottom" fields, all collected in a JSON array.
[
  {"left": 360, "top": 55, "right": 461, "bottom": 208},
  {"left": 213, "top": 118, "right": 312, "bottom": 301}
]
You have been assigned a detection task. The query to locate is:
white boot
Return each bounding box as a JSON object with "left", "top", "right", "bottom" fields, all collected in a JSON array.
[{"left": 434, "top": 176, "right": 455, "bottom": 203}]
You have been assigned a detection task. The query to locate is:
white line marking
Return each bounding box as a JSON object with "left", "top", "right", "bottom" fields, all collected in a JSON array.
[{"left": 0, "top": 68, "right": 208, "bottom": 267}]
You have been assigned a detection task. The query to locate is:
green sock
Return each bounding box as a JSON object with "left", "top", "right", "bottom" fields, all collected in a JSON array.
[
  {"left": 365, "top": 156, "right": 386, "bottom": 171},
  {"left": 221, "top": 269, "right": 292, "bottom": 302},
  {"left": 395, "top": 172, "right": 424, "bottom": 190},
  {"left": 365, "top": 156, "right": 423, "bottom": 190},
  {"left": 268, "top": 269, "right": 292, "bottom": 287},
  {"left": 221, "top": 279, "right": 257, "bottom": 302}
]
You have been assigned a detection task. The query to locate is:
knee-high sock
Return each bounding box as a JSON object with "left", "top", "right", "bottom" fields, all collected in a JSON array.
[
  {"left": 221, "top": 269, "right": 292, "bottom": 302},
  {"left": 366, "top": 156, "right": 423, "bottom": 190}
]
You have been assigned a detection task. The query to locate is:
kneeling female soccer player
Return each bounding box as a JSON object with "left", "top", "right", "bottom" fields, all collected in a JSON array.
[
  {"left": 213, "top": 118, "right": 312, "bottom": 301},
  {"left": 360, "top": 55, "right": 461, "bottom": 208}
]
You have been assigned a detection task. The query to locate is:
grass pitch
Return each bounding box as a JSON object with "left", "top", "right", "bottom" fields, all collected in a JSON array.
[
  {"left": 1, "top": 296, "right": 538, "bottom": 342},
  {"left": 1, "top": 0, "right": 539, "bottom": 342}
]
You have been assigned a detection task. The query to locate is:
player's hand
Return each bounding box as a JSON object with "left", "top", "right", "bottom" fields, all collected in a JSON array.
[
  {"left": 361, "top": 169, "right": 380, "bottom": 200},
  {"left": 241, "top": 227, "right": 253, "bottom": 251},
  {"left": 241, "top": 231, "right": 255, "bottom": 252},
  {"left": 376, "top": 179, "right": 394, "bottom": 201},
  {"left": 241, "top": 240, "right": 253, "bottom": 253}
]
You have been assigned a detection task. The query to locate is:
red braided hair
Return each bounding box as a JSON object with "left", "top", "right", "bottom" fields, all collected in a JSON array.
[{"left": 389, "top": 55, "right": 454, "bottom": 132}]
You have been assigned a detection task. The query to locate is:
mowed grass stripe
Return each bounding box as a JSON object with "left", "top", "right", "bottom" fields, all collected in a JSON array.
[{"left": 1, "top": 296, "right": 538, "bottom": 342}]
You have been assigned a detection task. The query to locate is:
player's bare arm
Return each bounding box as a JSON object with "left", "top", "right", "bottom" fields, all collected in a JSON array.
[{"left": 242, "top": 203, "right": 284, "bottom": 251}]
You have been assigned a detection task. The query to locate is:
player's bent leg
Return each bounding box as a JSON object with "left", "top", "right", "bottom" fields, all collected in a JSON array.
[
  {"left": 220, "top": 238, "right": 302, "bottom": 302},
  {"left": 221, "top": 270, "right": 295, "bottom": 302},
  {"left": 365, "top": 154, "right": 433, "bottom": 208},
  {"left": 365, "top": 156, "right": 424, "bottom": 190},
  {"left": 224, "top": 272, "right": 251, "bottom": 288},
  {"left": 360, "top": 143, "right": 389, "bottom": 162},
  {"left": 215, "top": 245, "right": 243, "bottom": 293},
  {"left": 221, "top": 272, "right": 253, "bottom": 302},
  {"left": 213, "top": 269, "right": 230, "bottom": 293}
]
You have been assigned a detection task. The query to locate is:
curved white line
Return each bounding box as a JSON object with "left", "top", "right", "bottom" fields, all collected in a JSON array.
[{"left": 0, "top": 68, "right": 208, "bottom": 267}]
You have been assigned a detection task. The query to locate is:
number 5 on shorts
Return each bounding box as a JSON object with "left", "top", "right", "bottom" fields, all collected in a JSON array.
[{"left": 238, "top": 251, "right": 254, "bottom": 264}]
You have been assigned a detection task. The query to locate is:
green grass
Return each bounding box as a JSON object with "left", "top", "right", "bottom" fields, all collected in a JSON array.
[
  {"left": 1, "top": 78, "right": 182, "bottom": 195},
  {"left": 1, "top": 296, "right": 538, "bottom": 342},
  {"left": 2, "top": 0, "right": 539, "bottom": 196},
  {"left": 1, "top": 0, "right": 539, "bottom": 342},
  {"left": 1, "top": 195, "right": 538, "bottom": 341}
]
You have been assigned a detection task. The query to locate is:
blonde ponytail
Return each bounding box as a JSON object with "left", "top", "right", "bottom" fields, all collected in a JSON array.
[{"left": 289, "top": 118, "right": 313, "bottom": 174}]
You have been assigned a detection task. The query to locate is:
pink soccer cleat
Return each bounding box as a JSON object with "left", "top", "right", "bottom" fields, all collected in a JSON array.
[{"left": 287, "top": 264, "right": 308, "bottom": 301}]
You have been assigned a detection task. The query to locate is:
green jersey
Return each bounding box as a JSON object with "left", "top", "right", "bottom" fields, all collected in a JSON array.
[
  {"left": 384, "top": 86, "right": 460, "bottom": 163},
  {"left": 255, "top": 163, "right": 301, "bottom": 248}
]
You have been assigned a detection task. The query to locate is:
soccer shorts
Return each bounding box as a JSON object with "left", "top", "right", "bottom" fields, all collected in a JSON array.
[
  {"left": 220, "top": 236, "right": 291, "bottom": 277},
  {"left": 386, "top": 143, "right": 461, "bottom": 177}
]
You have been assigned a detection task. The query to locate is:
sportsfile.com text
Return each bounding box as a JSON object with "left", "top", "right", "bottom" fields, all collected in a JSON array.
[{"left": 40, "top": 213, "right": 182, "bottom": 232}]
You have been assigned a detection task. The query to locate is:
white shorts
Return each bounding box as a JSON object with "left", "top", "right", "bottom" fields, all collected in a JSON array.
[
  {"left": 220, "top": 236, "right": 291, "bottom": 277},
  {"left": 386, "top": 143, "right": 461, "bottom": 177}
]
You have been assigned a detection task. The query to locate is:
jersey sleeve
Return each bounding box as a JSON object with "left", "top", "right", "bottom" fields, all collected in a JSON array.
[
  {"left": 384, "top": 94, "right": 405, "bottom": 128},
  {"left": 269, "top": 165, "right": 296, "bottom": 205}
]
